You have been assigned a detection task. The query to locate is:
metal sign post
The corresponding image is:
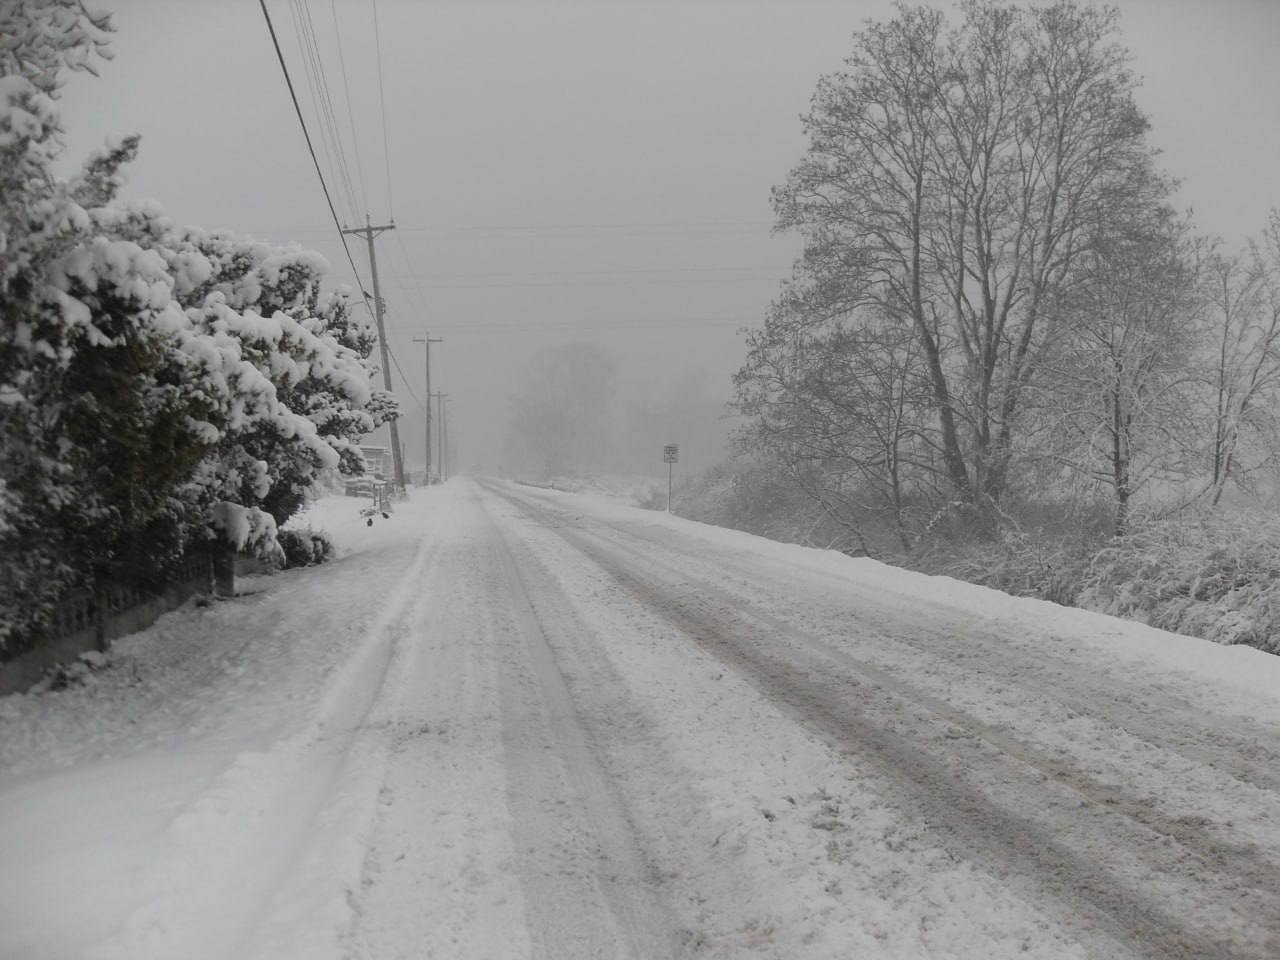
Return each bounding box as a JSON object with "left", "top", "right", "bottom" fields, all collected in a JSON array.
[{"left": 663, "top": 444, "right": 679, "bottom": 513}]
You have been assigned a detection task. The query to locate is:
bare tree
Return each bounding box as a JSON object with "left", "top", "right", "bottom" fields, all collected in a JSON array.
[
  {"left": 736, "top": 287, "right": 937, "bottom": 552},
  {"left": 765, "top": 0, "right": 1165, "bottom": 515},
  {"left": 1199, "top": 212, "right": 1280, "bottom": 505},
  {"left": 1040, "top": 206, "right": 1202, "bottom": 534}
]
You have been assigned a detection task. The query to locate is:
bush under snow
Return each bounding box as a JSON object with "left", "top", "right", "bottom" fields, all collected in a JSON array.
[
  {"left": 1079, "top": 513, "right": 1280, "bottom": 655},
  {"left": 277, "top": 528, "right": 336, "bottom": 569},
  {"left": 0, "top": 4, "right": 393, "bottom": 654}
]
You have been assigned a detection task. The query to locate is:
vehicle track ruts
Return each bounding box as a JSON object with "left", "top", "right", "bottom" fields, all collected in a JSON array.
[
  {"left": 504, "top": 483, "right": 1280, "bottom": 797},
  {"left": 474, "top": 490, "right": 686, "bottom": 959},
  {"left": 486, "top": 480, "right": 1280, "bottom": 960}
]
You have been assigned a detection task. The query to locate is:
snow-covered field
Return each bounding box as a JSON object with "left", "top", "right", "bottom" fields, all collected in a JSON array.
[{"left": 2, "top": 479, "right": 1279, "bottom": 959}]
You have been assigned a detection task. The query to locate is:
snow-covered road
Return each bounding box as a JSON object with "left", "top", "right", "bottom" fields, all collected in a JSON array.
[{"left": 3, "top": 478, "right": 1279, "bottom": 959}]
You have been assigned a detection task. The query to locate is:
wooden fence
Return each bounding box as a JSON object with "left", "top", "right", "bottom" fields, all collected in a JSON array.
[{"left": 0, "top": 553, "right": 214, "bottom": 697}]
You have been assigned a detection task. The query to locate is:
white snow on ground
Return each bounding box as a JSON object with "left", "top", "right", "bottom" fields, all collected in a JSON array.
[
  {"left": 529, "top": 484, "right": 1280, "bottom": 711},
  {"left": 2, "top": 478, "right": 1278, "bottom": 959},
  {"left": 0, "top": 491, "right": 437, "bottom": 960}
]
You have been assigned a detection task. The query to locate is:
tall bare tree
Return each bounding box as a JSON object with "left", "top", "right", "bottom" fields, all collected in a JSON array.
[
  {"left": 736, "top": 283, "right": 936, "bottom": 552},
  {"left": 1040, "top": 206, "right": 1202, "bottom": 534},
  {"left": 1201, "top": 211, "right": 1280, "bottom": 505},
  {"left": 760, "top": 0, "right": 1166, "bottom": 515}
]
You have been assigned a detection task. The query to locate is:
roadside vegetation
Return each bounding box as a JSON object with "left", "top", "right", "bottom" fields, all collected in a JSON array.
[
  {"left": 0, "top": 3, "right": 391, "bottom": 655},
  {"left": 675, "top": 461, "right": 1280, "bottom": 656},
  {"left": 685, "top": 1, "right": 1280, "bottom": 656}
]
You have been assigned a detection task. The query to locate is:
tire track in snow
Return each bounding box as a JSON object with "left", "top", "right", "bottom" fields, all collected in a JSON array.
[
  {"left": 579, "top": 502, "right": 1280, "bottom": 796},
  {"left": 341, "top": 504, "right": 532, "bottom": 960},
  {"left": 547, "top": 498, "right": 1280, "bottom": 886},
  {"left": 502, "top": 483, "right": 1280, "bottom": 801},
  {"left": 488, "top": 481, "right": 1280, "bottom": 960},
  {"left": 89, "top": 530, "right": 440, "bottom": 960},
  {"left": 567, "top": 527, "right": 1280, "bottom": 959},
  {"left": 475, "top": 491, "right": 685, "bottom": 960},
  {"left": 567, "top": 519, "right": 1280, "bottom": 877}
]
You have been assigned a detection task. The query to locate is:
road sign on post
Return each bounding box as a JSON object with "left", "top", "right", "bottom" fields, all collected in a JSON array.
[{"left": 664, "top": 444, "right": 678, "bottom": 512}]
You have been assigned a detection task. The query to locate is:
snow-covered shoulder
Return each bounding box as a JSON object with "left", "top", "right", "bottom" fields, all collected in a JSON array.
[{"left": 511, "top": 480, "right": 1280, "bottom": 714}]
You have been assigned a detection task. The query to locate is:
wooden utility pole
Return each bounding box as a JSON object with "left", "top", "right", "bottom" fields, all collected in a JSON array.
[
  {"left": 413, "top": 333, "right": 442, "bottom": 482},
  {"left": 443, "top": 398, "right": 450, "bottom": 479},
  {"left": 432, "top": 391, "right": 448, "bottom": 481},
  {"left": 342, "top": 216, "right": 405, "bottom": 491}
]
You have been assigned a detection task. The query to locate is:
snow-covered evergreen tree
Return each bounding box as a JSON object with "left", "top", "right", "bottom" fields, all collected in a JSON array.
[{"left": 0, "top": 2, "right": 393, "bottom": 653}]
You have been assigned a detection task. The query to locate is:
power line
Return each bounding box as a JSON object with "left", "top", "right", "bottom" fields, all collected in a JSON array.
[
  {"left": 392, "top": 230, "right": 433, "bottom": 319},
  {"left": 428, "top": 317, "right": 748, "bottom": 333},
  {"left": 229, "top": 218, "right": 780, "bottom": 239},
  {"left": 365, "top": 240, "right": 427, "bottom": 411},
  {"left": 263, "top": 0, "right": 424, "bottom": 434},
  {"left": 306, "top": 0, "right": 364, "bottom": 219},
  {"left": 289, "top": 0, "right": 361, "bottom": 221},
  {"left": 414, "top": 310, "right": 752, "bottom": 333},
  {"left": 284, "top": 0, "right": 347, "bottom": 221},
  {"left": 377, "top": 273, "right": 787, "bottom": 291},
  {"left": 330, "top": 0, "right": 370, "bottom": 216},
  {"left": 387, "top": 341, "right": 424, "bottom": 408},
  {"left": 387, "top": 264, "right": 789, "bottom": 280},
  {"left": 258, "top": 0, "right": 370, "bottom": 309},
  {"left": 351, "top": 280, "right": 424, "bottom": 410},
  {"left": 371, "top": 0, "right": 394, "bottom": 218},
  {"left": 397, "top": 219, "right": 777, "bottom": 234}
]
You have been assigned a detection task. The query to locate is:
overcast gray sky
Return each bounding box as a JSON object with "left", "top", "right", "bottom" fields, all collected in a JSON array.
[{"left": 56, "top": 0, "right": 1280, "bottom": 475}]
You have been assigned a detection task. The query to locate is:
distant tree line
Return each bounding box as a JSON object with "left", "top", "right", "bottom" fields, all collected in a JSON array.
[
  {"left": 0, "top": 2, "right": 395, "bottom": 653},
  {"left": 734, "top": 0, "right": 1280, "bottom": 552}
]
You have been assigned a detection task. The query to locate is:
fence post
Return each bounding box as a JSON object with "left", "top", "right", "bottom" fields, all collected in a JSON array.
[
  {"left": 212, "top": 544, "right": 235, "bottom": 598},
  {"left": 93, "top": 585, "right": 107, "bottom": 653}
]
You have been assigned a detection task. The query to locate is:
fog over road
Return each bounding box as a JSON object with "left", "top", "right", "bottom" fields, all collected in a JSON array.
[{"left": 4, "top": 479, "right": 1279, "bottom": 959}]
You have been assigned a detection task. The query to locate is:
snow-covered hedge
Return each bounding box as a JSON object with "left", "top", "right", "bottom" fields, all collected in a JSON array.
[{"left": 0, "top": 3, "right": 394, "bottom": 653}]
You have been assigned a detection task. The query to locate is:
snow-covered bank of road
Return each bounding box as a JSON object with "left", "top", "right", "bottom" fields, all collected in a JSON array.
[
  {"left": 3, "top": 477, "right": 1279, "bottom": 958},
  {"left": 0, "top": 490, "right": 441, "bottom": 960}
]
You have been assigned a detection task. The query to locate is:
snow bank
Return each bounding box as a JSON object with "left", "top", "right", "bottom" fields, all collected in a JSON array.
[
  {"left": 513, "top": 483, "right": 1280, "bottom": 709},
  {"left": 0, "top": 487, "right": 442, "bottom": 959}
]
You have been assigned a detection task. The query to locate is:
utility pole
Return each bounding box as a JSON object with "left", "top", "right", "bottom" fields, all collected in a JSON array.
[
  {"left": 412, "top": 333, "right": 442, "bottom": 482},
  {"left": 432, "top": 391, "right": 448, "bottom": 481},
  {"left": 342, "top": 216, "right": 405, "bottom": 491}
]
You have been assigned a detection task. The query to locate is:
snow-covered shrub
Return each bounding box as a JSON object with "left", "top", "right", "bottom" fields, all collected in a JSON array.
[
  {"left": 1080, "top": 512, "right": 1280, "bottom": 654},
  {"left": 934, "top": 527, "right": 1094, "bottom": 607},
  {"left": 0, "top": 5, "right": 391, "bottom": 654},
  {"left": 36, "top": 649, "right": 109, "bottom": 693},
  {"left": 678, "top": 458, "right": 872, "bottom": 554},
  {"left": 277, "top": 528, "right": 335, "bottom": 569},
  {"left": 633, "top": 485, "right": 667, "bottom": 511},
  {"left": 911, "top": 496, "right": 1114, "bottom": 606}
]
